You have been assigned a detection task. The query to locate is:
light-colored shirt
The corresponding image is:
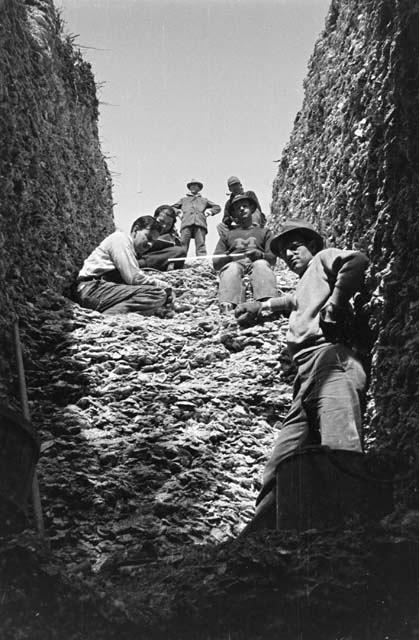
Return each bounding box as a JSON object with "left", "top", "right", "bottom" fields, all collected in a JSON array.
[
  {"left": 78, "top": 230, "right": 152, "bottom": 285},
  {"left": 269, "top": 248, "right": 369, "bottom": 359}
]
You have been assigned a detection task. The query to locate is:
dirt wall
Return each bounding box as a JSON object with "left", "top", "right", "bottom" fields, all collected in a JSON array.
[
  {"left": 0, "top": 0, "right": 114, "bottom": 404},
  {"left": 271, "top": 0, "right": 419, "bottom": 492}
]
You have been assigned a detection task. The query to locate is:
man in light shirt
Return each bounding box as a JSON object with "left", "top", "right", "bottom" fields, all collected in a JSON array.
[{"left": 76, "top": 215, "right": 172, "bottom": 315}]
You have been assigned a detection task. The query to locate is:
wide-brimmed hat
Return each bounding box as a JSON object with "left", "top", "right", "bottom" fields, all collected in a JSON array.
[
  {"left": 270, "top": 218, "right": 324, "bottom": 256},
  {"left": 231, "top": 193, "right": 258, "bottom": 211},
  {"left": 227, "top": 175, "right": 241, "bottom": 187},
  {"left": 187, "top": 178, "right": 203, "bottom": 190}
]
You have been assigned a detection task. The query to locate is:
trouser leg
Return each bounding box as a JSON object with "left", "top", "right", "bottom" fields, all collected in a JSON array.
[
  {"left": 309, "top": 344, "right": 366, "bottom": 451},
  {"left": 78, "top": 280, "right": 167, "bottom": 315},
  {"left": 255, "top": 344, "right": 366, "bottom": 511},
  {"left": 181, "top": 227, "right": 192, "bottom": 254},
  {"left": 250, "top": 259, "right": 278, "bottom": 300},
  {"left": 218, "top": 262, "right": 245, "bottom": 305},
  {"left": 194, "top": 227, "right": 207, "bottom": 256}
]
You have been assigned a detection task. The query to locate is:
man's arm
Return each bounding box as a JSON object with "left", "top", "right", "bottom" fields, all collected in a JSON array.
[
  {"left": 205, "top": 199, "right": 221, "bottom": 216},
  {"left": 212, "top": 236, "right": 230, "bottom": 271},
  {"left": 324, "top": 249, "right": 369, "bottom": 307},
  {"left": 235, "top": 294, "right": 295, "bottom": 326},
  {"left": 107, "top": 233, "right": 162, "bottom": 286}
]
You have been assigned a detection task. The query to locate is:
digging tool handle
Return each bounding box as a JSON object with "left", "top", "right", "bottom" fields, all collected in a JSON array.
[
  {"left": 167, "top": 252, "right": 246, "bottom": 263},
  {"left": 13, "top": 319, "right": 45, "bottom": 540}
]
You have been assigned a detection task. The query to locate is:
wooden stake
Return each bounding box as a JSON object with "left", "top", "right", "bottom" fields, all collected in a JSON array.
[
  {"left": 167, "top": 252, "right": 246, "bottom": 263},
  {"left": 13, "top": 319, "right": 45, "bottom": 540}
]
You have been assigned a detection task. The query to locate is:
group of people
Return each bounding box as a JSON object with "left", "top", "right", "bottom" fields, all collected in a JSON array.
[
  {"left": 76, "top": 175, "right": 269, "bottom": 316},
  {"left": 76, "top": 174, "right": 370, "bottom": 531}
]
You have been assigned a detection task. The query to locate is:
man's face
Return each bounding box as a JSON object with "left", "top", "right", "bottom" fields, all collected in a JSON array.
[
  {"left": 156, "top": 210, "right": 174, "bottom": 234},
  {"left": 232, "top": 200, "right": 254, "bottom": 227},
  {"left": 189, "top": 183, "right": 201, "bottom": 195},
  {"left": 132, "top": 227, "right": 159, "bottom": 256},
  {"left": 229, "top": 181, "right": 243, "bottom": 196},
  {"left": 279, "top": 232, "right": 315, "bottom": 276}
]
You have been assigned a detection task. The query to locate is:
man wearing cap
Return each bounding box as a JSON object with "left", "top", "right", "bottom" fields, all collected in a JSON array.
[
  {"left": 213, "top": 193, "right": 277, "bottom": 313},
  {"left": 76, "top": 215, "right": 173, "bottom": 315},
  {"left": 218, "top": 176, "right": 265, "bottom": 237},
  {"left": 235, "top": 218, "right": 369, "bottom": 528},
  {"left": 172, "top": 179, "right": 221, "bottom": 256}
]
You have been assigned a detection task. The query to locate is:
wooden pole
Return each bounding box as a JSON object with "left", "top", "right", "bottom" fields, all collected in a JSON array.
[
  {"left": 13, "top": 319, "right": 45, "bottom": 540},
  {"left": 167, "top": 252, "right": 246, "bottom": 263}
]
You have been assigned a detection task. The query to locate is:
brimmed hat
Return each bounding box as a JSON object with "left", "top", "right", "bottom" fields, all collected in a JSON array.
[
  {"left": 270, "top": 218, "right": 324, "bottom": 256},
  {"left": 231, "top": 193, "right": 258, "bottom": 211},
  {"left": 227, "top": 175, "right": 241, "bottom": 187},
  {"left": 187, "top": 178, "right": 203, "bottom": 190}
]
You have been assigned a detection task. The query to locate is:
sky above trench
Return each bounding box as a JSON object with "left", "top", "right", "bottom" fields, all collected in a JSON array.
[{"left": 55, "top": 0, "right": 331, "bottom": 253}]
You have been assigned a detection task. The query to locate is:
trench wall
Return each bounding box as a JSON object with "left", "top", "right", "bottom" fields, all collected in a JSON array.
[
  {"left": 271, "top": 0, "right": 419, "bottom": 489},
  {"left": 0, "top": 0, "right": 114, "bottom": 403}
]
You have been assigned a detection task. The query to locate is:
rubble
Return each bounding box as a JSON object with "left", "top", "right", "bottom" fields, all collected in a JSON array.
[{"left": 20, "top": 263, "right": 297, "bottom": 570}]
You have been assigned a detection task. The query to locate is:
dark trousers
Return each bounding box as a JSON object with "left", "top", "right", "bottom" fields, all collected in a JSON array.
[
  {"left": 77, "top": 279, "right": 167, "bottom": 315},
  {"left": 143, "top": 245, "right": 186, "bottom": 271},
  {"left": 218, "top": 259, "right": 277, "bottom": 305},
  {"left": 180, "top": 225, "right": 207, "bottom": 256},
  {"left": 256, "top": 343, "right": 366, "bottom": 514}
]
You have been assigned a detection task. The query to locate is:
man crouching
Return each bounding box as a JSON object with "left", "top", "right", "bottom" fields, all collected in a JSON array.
[
  {"left": 76, "top": 216, "right": 172, "bottom": 315},
  {"left": 235, "top": 218, "right": 369, "bottom": 531}
]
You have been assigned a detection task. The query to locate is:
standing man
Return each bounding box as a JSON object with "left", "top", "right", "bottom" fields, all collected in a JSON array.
[
  {"left": 235, "top": 219, "right": 369, "bottom": 528},
  {"left": 218, "top": 176, "right": 265, "bottom": 236},
  {"left": 213, "top": 193, "right": 277, "bottom": 314},
  {"left": 172, "top": 179, "right": 221, "bottom": 256},
  {"left": 76, "top": 216, "right": 172, "bottom": 315}
]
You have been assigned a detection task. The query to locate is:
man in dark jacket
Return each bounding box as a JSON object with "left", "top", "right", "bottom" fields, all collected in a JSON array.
[
  {"left": 172, "top": 179, "right": 221, "bottom": 256},
  {"left": 213, "top": 193, "right": 277, "bottom": 313},
  {"left": 235, "top": 219, "right": 369, "bottom": 528},
  {"left": 218, "top": 176, "right": 266, "bottom": 237},
  {"left": 138, "top": 205, "right": 186, "bottom": 271}
]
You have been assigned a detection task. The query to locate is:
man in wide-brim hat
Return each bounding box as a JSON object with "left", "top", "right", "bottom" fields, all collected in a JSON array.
[
  {"left": 235, "top": 217, "right": 369, "bottom": 531},
  {"left": 172, "top": 179, "right": 221, "bottom": 256},
  {"left": 213, "top": 193, "right": 277, "bottom": 312}
]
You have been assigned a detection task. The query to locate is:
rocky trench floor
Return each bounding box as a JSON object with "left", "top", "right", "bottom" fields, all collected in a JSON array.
[
  {"left": 2, "top": 263, "right": 419, "bottom": 640},
  {"left": 25, "top": 263, "right": 296, "bottom": 573}
]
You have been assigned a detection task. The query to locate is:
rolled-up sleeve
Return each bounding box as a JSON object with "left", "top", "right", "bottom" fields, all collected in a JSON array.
[{"left": 107, "top": 233, "right": 148, "bottom": 285}]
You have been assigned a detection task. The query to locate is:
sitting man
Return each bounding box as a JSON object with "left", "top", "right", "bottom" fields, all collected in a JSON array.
[
  {"left": 212, "top": 193, "right": 277, "bottom": 313},
  {"left": 76, "top": 215, "right": 173, "bottom": 315},
  {"left": 235, "top": 218, "right": 369, "bottom": 530},
  {"left": 138, "top": 205, "right": 186, "bottom": 271},
  {"left": 220, "top": 176, "right": 266, "bottom": 233}
]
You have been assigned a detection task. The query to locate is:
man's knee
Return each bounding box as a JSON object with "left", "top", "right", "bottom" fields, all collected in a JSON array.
[{"left": 221, "top": 261, "right": 242, "bottom": 276}]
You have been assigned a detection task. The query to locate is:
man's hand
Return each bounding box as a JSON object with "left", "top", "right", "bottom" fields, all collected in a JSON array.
[
  {"left": 235, "top": 301, "right": 262, "bottom": 326},
  {"left": 245, "top": 249, "right": 264, "bottom": 262},
  {"left": 319, "top": 302, "right": 347, "bottom": 343}
]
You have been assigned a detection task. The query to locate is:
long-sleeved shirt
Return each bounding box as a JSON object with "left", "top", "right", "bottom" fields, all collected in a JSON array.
[
  {"left": 268, "top": 248, "right": 369, "bottom": 359},
  {"left": 172, "top": 194, "right": 221, "bottom": 231},
  {"left": 78, "top": 230, "right": 155, "bottom": 286},
  {"left": 212, "top": 226, "right": 276, "bottom": 271}
]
